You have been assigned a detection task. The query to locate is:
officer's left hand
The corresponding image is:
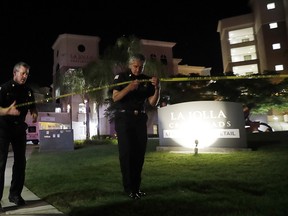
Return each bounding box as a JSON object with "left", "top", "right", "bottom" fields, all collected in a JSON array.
[
  {"left": 150, "top": 77, "right": 160, "bottom": 89},
  {"left": 2, "top": 101, "right": 20, "bottom": 116}
]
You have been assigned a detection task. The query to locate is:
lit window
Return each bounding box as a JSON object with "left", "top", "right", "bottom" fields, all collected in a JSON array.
[
  {"left": 55, "top": 88, "right": 60, "bottom": 97},
  {"left": 233, "top": 64, "right": 258, "bottom": 76},
  {"left": 55, "top": 107, "right": 61, "bottom": 113},
  {"left": 275, "top": 65, "right": 284, "bottom": 71},
  {"left": 79, "top": 103, "right": 86, "bottom": 113},
  {"left": 269, "top": 22, "right": 278, "bottom": 29},
  {"left": 67, "top": 104, "right": 71, "bottom": 113},
  {"left": 267, "top": 3, "right": 275, "bottom": 10},
  {"left": 228, "top": 27, "right": 254, "bottom": 45},
  {"left": 230, "top": 45, "right": 257, "bottom": 62},
  {"left": 272, "top": 43, "right": 281, "bottom": 50},
  {"left": 153, "top": 124, "right": 158, "bottom": 135},
  {"left": 93, "top": 102, "right": 97, "bottom": 114}
]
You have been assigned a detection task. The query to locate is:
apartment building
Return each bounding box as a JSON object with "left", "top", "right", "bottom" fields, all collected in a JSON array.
[
  {"left": 217, "top": 0, "right": 288, "bottom": 131},
  {"left": 217, "top": 0, "right": 288, "bottom": 75}
]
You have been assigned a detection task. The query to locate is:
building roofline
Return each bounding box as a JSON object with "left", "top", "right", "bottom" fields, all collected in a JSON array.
[
  {"left": 140, "top": 39, "right": 176, "bottom": 47},
  {"left": 52, "top": 33, "right": 101, "bottom": 49}
]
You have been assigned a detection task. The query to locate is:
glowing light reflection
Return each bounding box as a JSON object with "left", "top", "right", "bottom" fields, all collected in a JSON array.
[{"left": 171, "top": 119, "right": 218, "bottom": 148}]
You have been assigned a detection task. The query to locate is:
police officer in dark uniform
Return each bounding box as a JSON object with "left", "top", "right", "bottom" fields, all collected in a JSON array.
[
  {"left": 111, "top": 53, "right": 160, "bottom": 199},
  {"left": 0, "top": 62, "right": 38, "bottom": 206}
]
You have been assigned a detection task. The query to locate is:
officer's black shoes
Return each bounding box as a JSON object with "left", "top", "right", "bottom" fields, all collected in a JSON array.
[
  {"left": 129, "top": 192, "right": 141, "bottom": 200},
  {"left": 0, "top": 203, "right": 4, "bottom": 212},
  {"left": 8, "top": 195, "right": 26, "bottom": 206},
  {"left": 137, "top": 190, "right": 146, "bottom": 197},
  {"left": 128, "top": 190, "right": 146, "bottom": 200}
]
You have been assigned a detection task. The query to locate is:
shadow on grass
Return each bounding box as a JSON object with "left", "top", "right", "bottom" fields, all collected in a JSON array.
[{"left": 45, "top": 179, "right": 269, "bottom": 216}]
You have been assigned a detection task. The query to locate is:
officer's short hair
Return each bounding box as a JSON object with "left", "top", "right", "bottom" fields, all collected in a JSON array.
[
  {"left": 13, "top": 62, "right": 30, "bottom": 73},
  {"left": 128, "top": 53, "right": 146, "bottom": 65}
]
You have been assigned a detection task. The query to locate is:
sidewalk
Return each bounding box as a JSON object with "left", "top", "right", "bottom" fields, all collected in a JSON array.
[{"left": 1, "top": 144, "right": 66, "bottom": 215}]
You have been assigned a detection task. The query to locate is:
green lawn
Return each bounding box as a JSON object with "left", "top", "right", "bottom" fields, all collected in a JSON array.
[{"left": 25, "top": 139, "right": 288, "bottom": 216}]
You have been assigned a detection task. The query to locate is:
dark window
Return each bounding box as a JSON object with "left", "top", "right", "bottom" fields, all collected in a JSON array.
[
  {"left": 160, "top": 55, "right": 167, "bottom": 65},
  {"left": 28, "top": 126, "right": 37, "bottom": 133},
  {"left": 78, "top": 44, "right": 86, "bottom": 52},
  {"left": 150, "top": 54, "right": 157, "bottom": 60}
]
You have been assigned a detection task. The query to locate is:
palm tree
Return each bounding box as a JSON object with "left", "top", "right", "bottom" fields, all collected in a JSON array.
[
  {"left": 61, "top": 68, "right": 92, "bottom": 139},
  {"left": 82, "top": 59, "right": 114, "bottom": 139},
  {"left": 81, "top": 36, "right": 135, "bottom": 138}
]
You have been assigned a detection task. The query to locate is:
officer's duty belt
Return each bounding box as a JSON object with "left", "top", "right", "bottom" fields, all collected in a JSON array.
[{"left": 118, "top": 109, "right": 145, "bottom": 115}]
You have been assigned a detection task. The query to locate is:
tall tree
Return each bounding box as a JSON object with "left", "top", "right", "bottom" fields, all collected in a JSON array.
[
  {"left": 82, "top": 59, "right": 114, "bottom": 139},
  {"left": 61, "top": 68, "right": 91, "bottom": 140}
]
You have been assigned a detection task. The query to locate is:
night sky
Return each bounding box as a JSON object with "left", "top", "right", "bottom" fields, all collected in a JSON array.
[{"left": 0, "top": 0, "right": 251, "bottom": 87}]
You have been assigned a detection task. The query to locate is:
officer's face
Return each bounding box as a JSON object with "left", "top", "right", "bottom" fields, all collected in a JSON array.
[
  {"left": 13, "top": 66, "right": 29, "bottom": 85},
  {"left": 129, "top": 59, "right": 145, "bottom": 76}
]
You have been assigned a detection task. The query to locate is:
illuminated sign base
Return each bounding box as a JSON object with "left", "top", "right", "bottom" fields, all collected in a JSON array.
[{"left": 156, "top": 146, "right": 251, "bottom": 153}]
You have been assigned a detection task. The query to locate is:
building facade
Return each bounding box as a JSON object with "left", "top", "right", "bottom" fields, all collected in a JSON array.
[
  {"left": 217, "top": 0, "right": 288, "bottom": 75},
  {"left": 217, "top": 0, "right": 288, "bottom": 130}
]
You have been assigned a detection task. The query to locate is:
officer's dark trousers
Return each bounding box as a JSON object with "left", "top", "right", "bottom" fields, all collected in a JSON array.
[
  {"left": 0, "top": 124, "right": 27, "bottom": 200},
  {"left": 115, "top": 112, "right": 148, "bottom": 193}
]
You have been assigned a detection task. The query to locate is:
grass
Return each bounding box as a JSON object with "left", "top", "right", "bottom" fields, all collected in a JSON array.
[{"left": 25, "top": 139, "right": 288, "bottom": 216}]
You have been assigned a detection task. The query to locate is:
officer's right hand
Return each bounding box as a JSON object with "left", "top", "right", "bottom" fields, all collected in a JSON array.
[{"left": 127, "top": 80, "right": 139, "bottom": 91}]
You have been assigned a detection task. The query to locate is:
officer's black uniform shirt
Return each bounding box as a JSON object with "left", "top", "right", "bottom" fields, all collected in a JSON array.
[
  {"left": 0, "top": 80, "right": 37, "bottom": 127},
  {"left": 112, "top": 71, "right": 155, "bottom": 111}
]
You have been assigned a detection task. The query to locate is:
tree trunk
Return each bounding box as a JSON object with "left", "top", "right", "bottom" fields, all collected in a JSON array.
[
  {"left": 85, "top": 101, "right": 90, "bottom": 140},
  {"left": 96, "top": 104, "right": 100, "bottom": 139}
]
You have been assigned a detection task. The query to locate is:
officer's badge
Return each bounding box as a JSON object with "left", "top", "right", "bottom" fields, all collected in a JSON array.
[{"left": 114, "top": 75, "right": 119, "bottom": 80}]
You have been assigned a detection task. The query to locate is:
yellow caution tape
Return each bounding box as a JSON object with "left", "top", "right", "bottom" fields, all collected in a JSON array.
[{"left": 15, "top": 74, "right": 288, "bottom": 108}]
